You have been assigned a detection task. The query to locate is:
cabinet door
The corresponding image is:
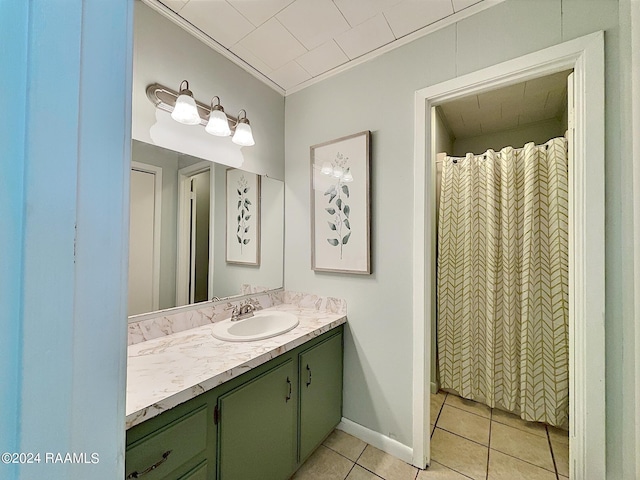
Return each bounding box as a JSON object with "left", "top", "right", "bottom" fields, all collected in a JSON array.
[
  {"left": 299, "top": 333, "right": 343, "bottom": 461},
  {"left": 217, "top": 359, "right": 296, "bottom": 480}
]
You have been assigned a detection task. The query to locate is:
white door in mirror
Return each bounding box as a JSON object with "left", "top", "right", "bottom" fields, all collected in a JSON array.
[{"left": 211, "top": 311, "right": 299, "bottom": 342}]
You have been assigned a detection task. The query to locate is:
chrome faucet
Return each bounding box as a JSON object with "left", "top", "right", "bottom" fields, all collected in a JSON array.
[{"left": 230, "top": 302, "right": 256, "bottom": 321}]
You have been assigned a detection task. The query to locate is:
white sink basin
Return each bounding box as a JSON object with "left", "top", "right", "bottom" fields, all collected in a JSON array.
[{"left": 211, "top": 310, "right": 299, "bottom": 342}]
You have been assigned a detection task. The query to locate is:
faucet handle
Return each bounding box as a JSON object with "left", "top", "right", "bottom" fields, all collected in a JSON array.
[
  {"left": 244, "top": 298, "right": 261, "bottom": 310},
  {"left": 225, "top": 303, "right": 240, "bottom": 320},
  {"left": 239, "top": 303, "right": 255, "bottom": 314}
]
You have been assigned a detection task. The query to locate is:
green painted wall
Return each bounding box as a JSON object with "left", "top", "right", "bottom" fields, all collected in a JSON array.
[{"left": 284, "top": 0, "right": 636, "bottom": 476}]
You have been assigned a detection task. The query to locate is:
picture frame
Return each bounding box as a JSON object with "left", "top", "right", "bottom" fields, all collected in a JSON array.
[
  {"left": 226, "top": 168, "right": 260, "bottom": 265},
  {"left": 310, "top": 130, "right": 371, "bottom": 274}
]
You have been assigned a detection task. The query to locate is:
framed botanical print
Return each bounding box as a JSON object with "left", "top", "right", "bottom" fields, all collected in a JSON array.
[{"left": 310, "top": 131, "right": 371, "bottom": 274}]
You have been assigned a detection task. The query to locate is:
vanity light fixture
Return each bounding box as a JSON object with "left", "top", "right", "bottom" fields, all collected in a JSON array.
[
  {"left": 171, "top": 80, "right": 201, "bottom": 125},
  {"left": 205, "top": 96, "right": 231, "bottom": 137},
  {"left": 146, "top": 82, "right": 256, "bottom": 146},
  {"left": 231, "top": 110, "right": 255, "bottom": 147}
]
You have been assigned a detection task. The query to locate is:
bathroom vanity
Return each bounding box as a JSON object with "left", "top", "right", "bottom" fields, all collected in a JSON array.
[{"left": 125, "top": 300, "right": 345, "bottom": 480}]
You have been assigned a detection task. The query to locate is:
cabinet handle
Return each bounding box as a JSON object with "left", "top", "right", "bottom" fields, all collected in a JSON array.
[
  {"left": 126, "top": 450, "right": 172, "bottom": 479},
  {"left": 306, "top": 365, "right": 312, "bottom": 387},
  {"left": 286, "top": 376, "right": 292, "bottom": 402}
]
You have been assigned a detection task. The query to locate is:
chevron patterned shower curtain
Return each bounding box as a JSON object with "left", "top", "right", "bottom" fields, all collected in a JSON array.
[{"left": 437, "top": 137, "right": 569, "bottom": 426}]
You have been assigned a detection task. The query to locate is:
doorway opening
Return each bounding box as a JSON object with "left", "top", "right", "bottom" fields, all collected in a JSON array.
[
  {"left": 412, "top": 32, "right": 605, "bottom": 479},
  {"left": 176, "top": 162, "right": 215, "bottom": 307},
  {"left": 430, "top": 69, "right": 572, "bottom": 478}
]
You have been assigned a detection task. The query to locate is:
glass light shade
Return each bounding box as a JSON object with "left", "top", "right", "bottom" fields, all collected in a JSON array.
[
  {"left": 332, "top": 166, "right": 343, "bottom": 178},
  {"left": 205, "top": 109, "right": 231, "bottom": 136},
  {"left": 171, "top": 93, "right": 201, "bottom": 125},
  {"left": 321, "top": 162, "right": 333, "bottom": 175},
  {"left": 232, "top": 121, "right": 255, "bottom": 146}
]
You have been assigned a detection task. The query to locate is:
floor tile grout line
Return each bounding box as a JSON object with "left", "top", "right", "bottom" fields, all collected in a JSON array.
[
  {"left": 444, "top": 401, "right": 491, "bottom": 420},
  {"left": 489, "top": 419, "right": 548, "bottom": 438},
  {"left": 435, "top": 425, "right": 490, "bottom": 447},
  {"left": 435, "top": 391, "right": 448, "bottom": 422},
  {"left": 342, "top": 460, "right": 357, "bottom": 480},
  {"left": 354, "top": 463, "right": 387, "bottom": 480},
  {"left": 546, "top": 424, "right": 561, "bottom": 479},
  {"left": 492, "top": 419, "right": 556, "bottom": 443},
  {"left": 434, "top": 400, "right": 446, "bottom": 425},
  {"left": 354, "top": 443, "right": 367, "bottom": 464},
  {"left": 486, "top": 407, "right": 493, "bottom": 480},
  {"left": 321, "top": 442, "right": 367, "bottom": 465},
  {"left": 489, "top": 445, "right": 558, "bottom": 475},
  {"left": 354, "top": 443, "right": 418, "bottom": 479},
  {"left": 443, "top": 392, "right": 556, "bottom": 434},
  {"left": 430, "top": 395, "right": 445, "bottom": 439},
  {"left": 433, "top": 426, "right": 489, "bottom": 449},
  {"left": 490, "top": 410, "right": 549, "bottom": 436},
  {"left": 430, "top": 460, "right": 488, "bottom": 480},
  {"left": 429, "top": 458, "right": 481, "bottom": 480}
]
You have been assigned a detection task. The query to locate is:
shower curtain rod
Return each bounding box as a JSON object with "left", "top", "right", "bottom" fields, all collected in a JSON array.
[{"left": 436, "top": 134, "right": 568, "bottom": 161}]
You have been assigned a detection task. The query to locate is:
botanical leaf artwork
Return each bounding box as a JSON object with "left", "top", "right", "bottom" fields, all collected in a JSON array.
[
  {"left": 235, "top": 175, "right": 251, "bottom": 253},
  {"left": 323, "top": 152, "right": 352, "bottom": 259}
]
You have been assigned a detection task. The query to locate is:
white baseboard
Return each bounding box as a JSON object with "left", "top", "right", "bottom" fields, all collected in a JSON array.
[{"left": 337, "top": 417, "right": 413, "bottom": 464}]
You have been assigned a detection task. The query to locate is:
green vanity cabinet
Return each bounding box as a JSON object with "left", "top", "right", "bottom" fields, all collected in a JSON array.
[
  {"left": 177, "top": 461, "right": 208, "bottom": 480},
  {"left": 125, "top": 399, "right": 215, "bottom": 480},
  {"left": 126, "top": 326, "right": 343, "bottom": 480},
  {"left": 217, "top": 359, "right": 297, "bottom": 480},
  {"left": 298, "top": 333, "right": 344, "bottom": 462}
]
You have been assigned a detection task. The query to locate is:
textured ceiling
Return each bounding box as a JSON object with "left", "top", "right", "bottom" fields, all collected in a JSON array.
[
  {"left": 149, "top": 0, "right": 492, "bottom": 94},
  {"left": 438, "top": 70, "right": 572, "bottom": 139}
]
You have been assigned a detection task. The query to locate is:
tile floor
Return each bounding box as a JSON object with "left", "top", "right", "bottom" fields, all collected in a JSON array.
[{"left": 293, "top": 392, "right": 569, "bottom": 480}]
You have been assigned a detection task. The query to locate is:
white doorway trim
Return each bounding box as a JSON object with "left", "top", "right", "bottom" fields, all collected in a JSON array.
[
  {"left": 176, "top": 161, "right": 216, "bottom": 306},
  {"left": 412, "top": 31, "right": 605, "bottom": 478},
  {"left": 131, "top": 161, "right": 162, "bottom": 311}
]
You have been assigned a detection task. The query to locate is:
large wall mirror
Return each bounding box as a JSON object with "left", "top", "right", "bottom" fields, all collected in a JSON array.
[{"left": 128, "top": 140, "right": 284, "bottom": 317}]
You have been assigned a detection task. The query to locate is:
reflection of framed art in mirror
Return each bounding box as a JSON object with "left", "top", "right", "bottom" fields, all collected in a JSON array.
[{"left": 226, "top": 168, "right": 261, "bottom": 266}]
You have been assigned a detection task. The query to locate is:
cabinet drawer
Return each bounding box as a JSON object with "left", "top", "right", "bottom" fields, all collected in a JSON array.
[{"left": 125, "top": 405, "right": 208, "bottom": 480}]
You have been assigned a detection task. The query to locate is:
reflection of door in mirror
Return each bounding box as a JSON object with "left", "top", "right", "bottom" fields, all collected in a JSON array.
[
  {"left": 176, "top": 162, "right": 214, "bottom": 307},
  {"left": 128, "top": 162, "right": 162, "bottom": 316}
]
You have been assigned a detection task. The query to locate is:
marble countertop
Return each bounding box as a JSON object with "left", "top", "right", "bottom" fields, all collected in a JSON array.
[{"left": 126, "top": 303, "right": 346, "bottom": 429}]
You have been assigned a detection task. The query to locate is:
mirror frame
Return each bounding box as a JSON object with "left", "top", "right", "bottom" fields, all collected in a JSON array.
[{"left": 127, "top": 288, "right": 284, "bottom": 324}]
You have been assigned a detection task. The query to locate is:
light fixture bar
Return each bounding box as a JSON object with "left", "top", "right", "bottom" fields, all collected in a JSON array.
[{"left": 146, "top": 83, "right": 238, "bottom": 127}]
